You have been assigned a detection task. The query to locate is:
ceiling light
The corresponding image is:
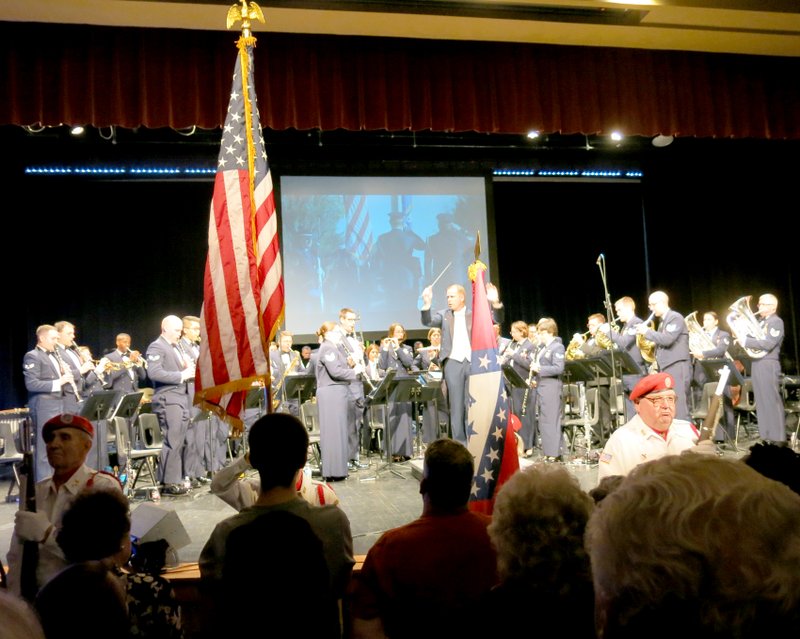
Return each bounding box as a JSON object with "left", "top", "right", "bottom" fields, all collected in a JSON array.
[
  {"left": 70, "top": 125, "right": 85, "bottom": 136},
  {"left": 526, "top": 130, "right": 540, "bottom": 140},
  {"left": 610, "top": 131, "right": 623, "bottom": 142},
  {"left": 652, "top": 134, "right": 675, "bottom": 147}
]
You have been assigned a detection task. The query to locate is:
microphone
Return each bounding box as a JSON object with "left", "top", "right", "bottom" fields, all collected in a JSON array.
[{"left": 596, "top": 253, "right": 604, "bottom": 265}]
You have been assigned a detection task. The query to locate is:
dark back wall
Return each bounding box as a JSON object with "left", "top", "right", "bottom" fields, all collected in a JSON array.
[{"left": 1, "top": 133, "right": 797, "bottom": 408}]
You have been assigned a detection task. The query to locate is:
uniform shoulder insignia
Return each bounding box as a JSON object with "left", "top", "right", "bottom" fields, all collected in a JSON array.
[
  {"left": 599, "top": 452, "right": 612, "bottom": 464},
  {"left": 325, "top": 352, "right": 336, "bottom": 362},
  {"left": 555, "top": 352, "right": 565, "bottom": 359},
  {"left": 770, "top": 328, "right": 781, "bottom": 337},
  {"left": 24, "top": 362, "right": 35, "bottom": 369},
  {"left": 148, "top": 354, "right": 161, "bottom": 361},
  {"left": 666, "top": 322, "right": 678, "bottom": 332}
]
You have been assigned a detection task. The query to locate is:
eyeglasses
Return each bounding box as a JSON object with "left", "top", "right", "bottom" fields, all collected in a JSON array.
[{"left": 641, "top": 395, "right": 677, "bottom": 408}]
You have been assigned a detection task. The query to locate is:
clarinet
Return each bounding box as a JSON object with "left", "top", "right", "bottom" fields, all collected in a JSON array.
[
  {"left": 520, "top": 345, "right": 538, "bottom": 418},
  {"left": 53, "top": 346, "right": 81, "bottom": 402},
  {"left": 19, "top": 416, "right": 39, "bottom": 601}
]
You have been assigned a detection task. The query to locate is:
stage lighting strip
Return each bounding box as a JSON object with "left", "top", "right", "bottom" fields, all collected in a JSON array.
[
  {"left": 24, "top": 166, "right": 217, "bottom": 176},
  {"left": 494, "top": 169, "right": 643, "bottom": 178}
]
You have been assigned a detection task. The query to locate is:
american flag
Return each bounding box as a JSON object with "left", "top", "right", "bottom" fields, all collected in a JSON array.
[
  {"left": 344, "top": 194, "right": 372, "bottom": 264},
  {"left": 467, "top": 262, "right": 519, "bottom": 515},
  {"left": 196, "top": 35, "right": 284, "bottom": 432}
]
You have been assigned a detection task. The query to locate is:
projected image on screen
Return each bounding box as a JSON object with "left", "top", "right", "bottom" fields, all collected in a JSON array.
[{"left": 280, "top": 176, "right": 491, "bottom": 337}]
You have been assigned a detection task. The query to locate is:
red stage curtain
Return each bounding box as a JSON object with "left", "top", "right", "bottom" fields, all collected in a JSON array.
[{"left": 1, "top": 22, "right": 798, "bottom": 138}]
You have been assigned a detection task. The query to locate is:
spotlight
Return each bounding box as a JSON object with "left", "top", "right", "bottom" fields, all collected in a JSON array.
[
  {"left": 526, "top": 130, "right": 540, "bottom": 140},
  {"left": 610, "top": 131, "right": 623, "bottom": 142},
  {"left": 70, "top": 125, "right": 85, "bottom": 136},
  {"left": 652, "top": 134, "right": 675, "bottom": 148}
]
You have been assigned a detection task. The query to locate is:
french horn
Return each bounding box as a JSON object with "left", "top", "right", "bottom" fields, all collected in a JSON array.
[{"left": 636, "top": 313, "right": 657, "bottom": 364}]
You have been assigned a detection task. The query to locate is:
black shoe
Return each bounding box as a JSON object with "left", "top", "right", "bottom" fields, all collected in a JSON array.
[
  {"left": 161, "top": 483, "right": 189, "bottom": 495},
  {"left": 195, "top": 476, "right": 212, "bottom": 485},
  {"left": 324, "top": 476, "right": 347, "bottom": 482},
  {"left": 349, "top": 460, "right": 369, "bottom": 470},
  {"left": 543, "top": 455, "right": 562, "bottom": 463}
]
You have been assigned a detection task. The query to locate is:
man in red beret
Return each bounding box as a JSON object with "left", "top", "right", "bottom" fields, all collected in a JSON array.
[
  {"left": 596, "top": 372, "right": 716, "bottom": 483},
  {"left": 6, "top": 413, "right": 122, "bottom": 598}
]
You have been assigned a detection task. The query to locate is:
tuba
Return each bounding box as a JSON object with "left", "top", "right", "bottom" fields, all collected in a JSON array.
[
  {"left": 726, "top": 296, "right": 767, "bottom": 359},
  {"left": 685, "top": 311, "right": 718, "bottom": 358},
  {"left": 636, "top": 312, "right": 657, "bottom": 364}
]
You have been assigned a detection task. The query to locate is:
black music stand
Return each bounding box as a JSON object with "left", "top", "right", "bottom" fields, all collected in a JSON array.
[
  {"left": 701, "top": 358, "right": 744, "bottom": 387},
  {"left": 79, "top": 390, "right": 121, "bottom": 471},
  {"left": 409, "top": 374, "right": 442, "bottom": 458},
  {"left": 502, "top": 364, "right": 529, "bottom": 392},
  {"left": 284, "top": 373, "right": 316, "bottom": 408},
  {"left": 563, "top": 360, "right": 596, "bottom": 384},
  {"left": 383, "top": 376, "right": 423, "bottom": 477},
  {"left": 110, "top": 392, "right": 144, "bottom": 496},
  {"left": 599, "top": 349, "right": 642, "bottom": 424},
  {"left": 245, "top": 385, "right": 267, "bottom": 412},
  {"left": 361, "top": 369, "right": 397, "bottom": 481}
]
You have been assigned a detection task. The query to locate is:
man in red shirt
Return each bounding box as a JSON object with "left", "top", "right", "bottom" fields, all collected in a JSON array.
[{"left": 350, "top": 438, "right": 497, "bottom": 638}]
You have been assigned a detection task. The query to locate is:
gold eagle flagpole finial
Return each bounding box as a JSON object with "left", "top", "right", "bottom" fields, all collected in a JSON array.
[{"left": 227, "top": 1, "right": 265, "bottom": 36}]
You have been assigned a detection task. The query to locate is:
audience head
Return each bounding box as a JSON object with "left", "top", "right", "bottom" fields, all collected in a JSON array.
[
  {"left": 586, "top": 454, "right": 800, "bottom": 638},
  {"left": 129, "top": 538, "right": 171, "bottom": 575},
  {"left": 588, "top": 474, "right": 625, "bottom": 504},
  {"left": 743, "top": 441, "right": 800, "bottom": 496},
  {"left": 248, "top": 413, "right": 309, "bottom": 491},
  {"left": 420, "top": 438, "right": 474, "bottom": 512},
  {"left": 489, "top": 464, "right": 593, "bottom": 586},
  {"left": 57, "top": 489, "right": 131, "bottom": 565},
  {"left": 0, "top": 590, "right": 46, "bottom": 639}
]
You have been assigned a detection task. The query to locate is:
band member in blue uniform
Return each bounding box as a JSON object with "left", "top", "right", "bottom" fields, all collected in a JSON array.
[
  {"left": 533, "top": 317, "right": 565, "bottom": 461},
  {"left": 270, "top": 331, "right": 301, "bottom": 416},
  {"left": 414, "top": 328, "right": 448, "bottom": 444},
  {"left": 599, "top": 296, "right": 646, "bottom": 421},
  {"left": 691, "top": 311, "right": 735, "bottom": 441},
  {"left": 315, "top": 321, "right": 364, "bottom": 481},
  {"left": 146, "top": 315, "right": 195, "bottom": 495},
  {"left": 338, "top": 308, "right": 369, "bottom": 470},
  {"left": 420, "top": 282, "right": 504, "bottom": 445},
  {"left": 379, "top": 323, "right": 419, "bottom": 460},
  {"left": 731, "top": 293, "right": 785, "bottom": 444},
  {"left": 23, "top": 325, "right": 74, "bottom": 480},
  {"left": 502, "top": 320, "right": 538, "bottom": 456},
  {"left": 637, "top": 291, "right": 692, "bottom": 421},
  {"left": 101, "top": 333, "right": 148, "bottom": 394}
]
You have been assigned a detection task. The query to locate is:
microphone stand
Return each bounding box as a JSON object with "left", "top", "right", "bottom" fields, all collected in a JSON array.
[{"left": 597, "top": 255, "right": 622, "bottom": 434}]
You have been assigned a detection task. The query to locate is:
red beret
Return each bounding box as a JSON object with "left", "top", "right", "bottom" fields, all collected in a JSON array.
[
  {"left": 629, "top": 372, "right": 676, "bottom": 402},
  {"left": 43, "top": 413, "right": 94, "bottom": 439}
]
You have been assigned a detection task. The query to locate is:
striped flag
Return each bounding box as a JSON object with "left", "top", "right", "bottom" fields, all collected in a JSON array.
[
  {"left": 466, "top": 261, "right": 519, "bottom": 515},
  {"left": 344, "top": 194, "right": 372, "bottom": 264},
  {"left": 196, "top": 35, "right": 284, "bottom": 432}
]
